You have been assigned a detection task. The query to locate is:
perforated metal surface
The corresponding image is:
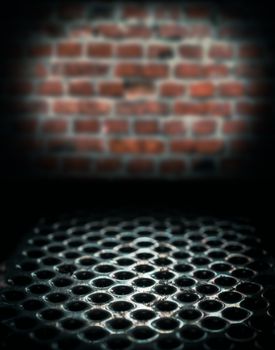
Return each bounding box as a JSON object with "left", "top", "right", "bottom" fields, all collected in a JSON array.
[{"left": 1, "top": 213, "right": 275, "bottom": 350}]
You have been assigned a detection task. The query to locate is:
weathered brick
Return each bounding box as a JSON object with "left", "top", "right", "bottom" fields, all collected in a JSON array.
[
  {"left": 158, "top": 25, "right": 187, "bottom": 39},
  {"left": 117, "top": 101, "right": 168, "bottom": 116},
  {"left": 174, "top": 102, "right": 231, "bottom": 116},
  {"left": 74, "top": 120, "right": 100, "bottom": 133},
  {"left": 103, "top": 120, "right": 129, "bottom": 134},
  {"left": 209, "top": 45, "right": 234, "bottom": 59},
  {"left": 57, "top": 42, "right": 82, "bottom": 56},
  {"left": 223, "top": 121, "right": 248, "bottom": 134},
  {"left": 135, "top": 121, "right": 159, "bottom": 134},
  {"left": 179, "top": 45, "right": 203, "bottom": 58},
  {"left": 99, "top": 82, "right": 124, "bottom": 97},
  {"left": 63, "top": 63, "right": 109, "bottom": 76},
  {"left": 148, "top": 45, "right": 173, "bottom": 59},
  {"left": 219, "top": 82, "right": 245, "bottom": 97},
  {"left": 160, "top": 82, "right": 185, "bottom": 97},
  {"left": 163, "top": 121, "right": 186, "bottom": 135},
  {"left": 190, "top": 82, "right": 215, "bottom": 97},
  {"left": 37, "top": 80, "right": 63, "bottom": 95},
  {"left": 117, "top": 44, "right": 143, "bottom": 58},
  {"left": 193, "top": 120, "right": 216, "bottom": 135},
  {"left": 69, "top": 81, "right": 94, "bottom": 96},
  {"left": 87, "top": 43, "right": 113, "bottom": 57},
  {"left": 42, "top": 119, "right": 68, "bottom": 133},
  {"left": 110, "top": 139, "right": 165, "bottom": 154}
]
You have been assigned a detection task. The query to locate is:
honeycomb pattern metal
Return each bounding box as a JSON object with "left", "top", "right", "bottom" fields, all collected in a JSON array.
[{"left": 1, "top": 212, "right": 275, "bottom": 350}]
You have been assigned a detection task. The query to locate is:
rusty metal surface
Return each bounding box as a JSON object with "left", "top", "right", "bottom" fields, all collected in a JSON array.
[{"left": 1, "top": 213, "right": 275, "bottom": 349}]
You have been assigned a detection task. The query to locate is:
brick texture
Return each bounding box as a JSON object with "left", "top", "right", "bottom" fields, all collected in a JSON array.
[{"left": 2, "top": 2, "right": 273, "bottom": 177}]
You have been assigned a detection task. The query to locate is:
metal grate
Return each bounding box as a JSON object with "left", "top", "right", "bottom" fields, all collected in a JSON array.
[{"left": 1, "top": 213, "right": 275, "bottom": 350}]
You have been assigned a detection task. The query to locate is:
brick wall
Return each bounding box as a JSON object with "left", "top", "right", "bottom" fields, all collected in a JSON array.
[{"left": 1, "top": 2, "right": 274, "bottom": 178}]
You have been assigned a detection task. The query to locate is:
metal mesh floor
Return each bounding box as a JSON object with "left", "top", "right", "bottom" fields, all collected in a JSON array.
[{"left": 1, "top": 213, "right": 275, "bottom": 350}]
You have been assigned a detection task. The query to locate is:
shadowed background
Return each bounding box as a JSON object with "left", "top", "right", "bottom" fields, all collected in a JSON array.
[{"left": 0, "top": 0, "right": 274, "bottom": 259}]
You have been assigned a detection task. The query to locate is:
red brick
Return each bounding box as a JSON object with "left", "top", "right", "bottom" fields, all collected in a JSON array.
[
  {"left": 219, "top": 82, "right": 244, "bottom": 97},
  {"left": 124, "top": 81, "right": 155, "bottom": 99},
  {"left": 34, "top": 63, "right": 48, "bottom": 78},
  {"left": 189, "top": 24, "right": 211, "bottom": 37},
  {"left": 68, "top": 25, "right": 93, "bottom": 38},
  {"left": 116, "top": 101, "right": 168, "bottom": 116},
  {"left": 117, "top": 44, "right": 143, "bottom": 58},
  {"left": 63, "top": 158, "right": 90, "bottom": 172},
  {"left": 68, "top": 81, "right": 94, "bottom": 96},
  {"left": 174, "top": 102, "right": 231, "bottom": 116},
  {"left": 63, "top": 63, "right": 109, "bottom": 76},
  {"left": 57, "top": 42, "right": 82, "bottom": 56},
  {"left": 77, "top": 101, "right": 111, "bottom": 116},
  {"left": 135, "top": 121, "right": 159, "bottom": 134},
  {"left": 203, "top": 64, "right": 229, "bottom": 77},
  {"left": 163, "top": 121, "right": 186, "bottom": 135},
  {"left": 53, "top": 100, "right": 111, "bottom": 115},
  {"left": 190, "top": 82, "right": 215, "bottom": 97},
  {"left": 209, "top": 45, "right": 234, "bottom": 59},
  {"left": 96, "top": 159, "right": 122, "bottom": 172},
  {"left": 142, "top": 64, "right": 168, "bottom": 78},
  {"left": 196, "top": 140, "right": 224, "bottom": 154},
  {"left": 115, "top": 63, "right": 141, "bottom": 77},
  {"left": 122, "top": 5, "right": 147, "bottom": 18},
  {"left": 160, "top": 82, "right": 185, "bottom": 97},
  {"left": 37, "top": 80, "right": 63, "bottom": 95},
  {"left": 109, "top": 139, "right": 164, "bottom": 154},
  {"left": 125, "top": 25, "right": 152, "bottom": 38},
  {"left": 170, "top": 140, "right": 194, "bottom": 153},
  {"left": 127, "top": 159, "right": 154, "bottom": 174},
  {"left": 223, "top": 121, "right": 248, "bottom": 134},
  {"left": 160, "top": 160, "right": 185, "bottom": 174},
  {"left": 158, "top": 25, "right": 187, "bottom": 39},
  {"left": 74, "top": 120, "right": 100, "bottom": 133},
  {"left": 97, "top": 24, "right": 124, "bottom": 38},
  {"left": 148, "top": 45, "right": 173, "bottom": 59},
  {"left": 53, "top": 100, "right": 79, "bottom": 114},
  {"left": 116, "top": 64, "right": 168, "bottom": 78},
  {"left": 175, "top": 64, "right": 202, "bottom": 78},
  {"left": 103, "top": 120, "right": 129, "bottom": 134},
  {"left": 99, "top": 82, "right": 123, "bottom": 97},
  {"left": 87, "top": 43, "right": 113, "bottom": 57},
  {"left": 193, "top": 120, "right": 216, "bottom": 135},
  {"left": 28, "top": 44, "right": 52, "bottom": 57},
  {"left": 236, "top": 102, "right": 271, "bottom": 116},
  {"left": 179, "top": 45, "right": 202, "bottom": 58},
  {"left": 74, "top": 138, "right": 104, "bottom": 152},
  {"left": 42, "top": 119, "right": 68, "bottom": 133}
]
